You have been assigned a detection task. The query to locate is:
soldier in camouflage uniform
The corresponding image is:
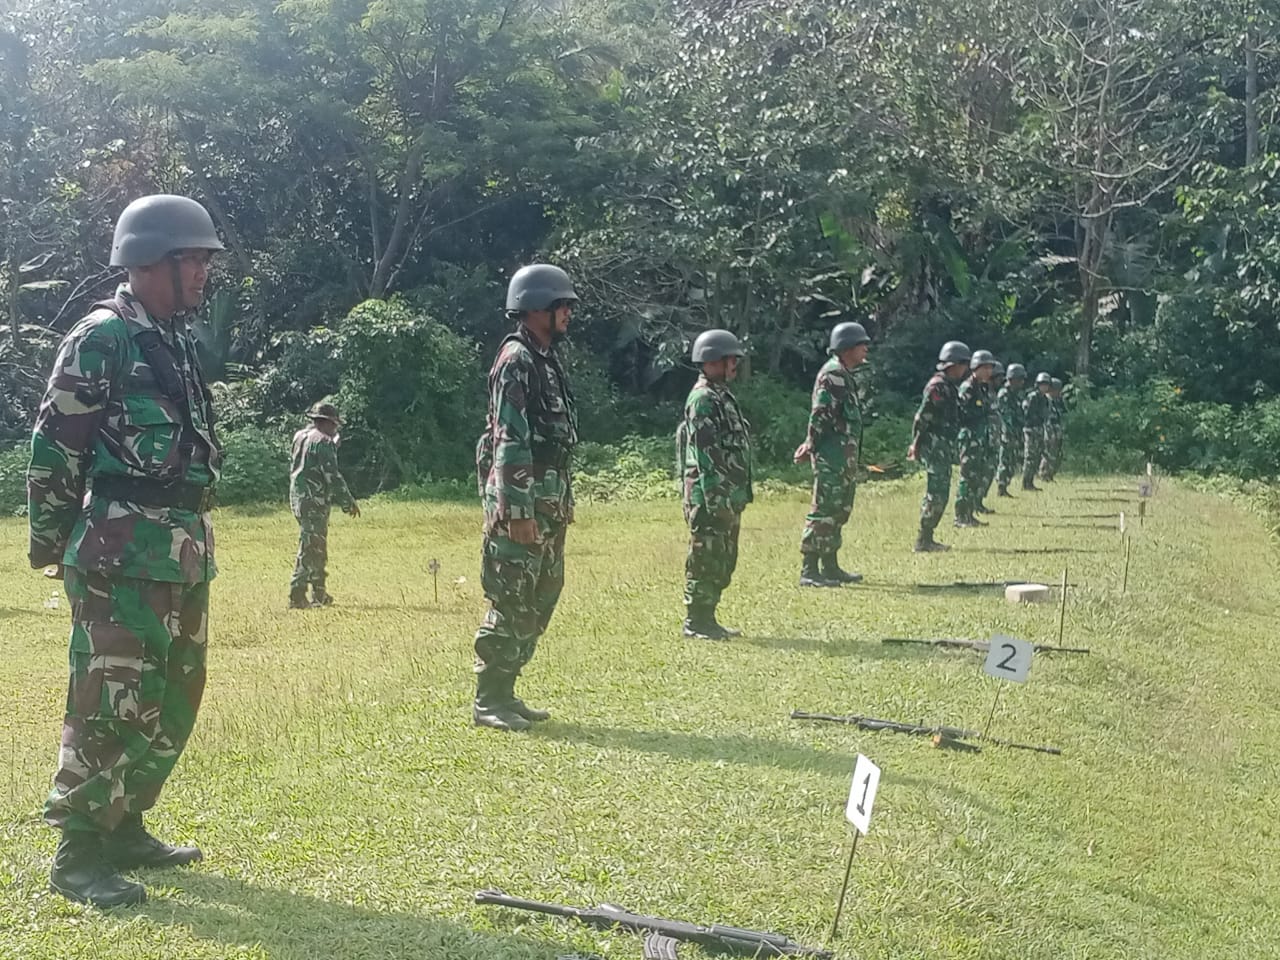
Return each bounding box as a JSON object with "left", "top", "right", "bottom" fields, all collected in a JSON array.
[
  {"left": 27, "top": 195, "right": 224, "bottom": 907},
  {"left": 996, "top": 363, "right": 1027, "bottom": 497},
  {"left": 909, "top": 341, "right": 969, "bottom": 552},
  {"left": 794, "top": 322, "right": 870, "bottom": 588},
  {"left": 1039, "top": 377, "right": 1066, "bottom": 481},
  {"left": 1021, "top": 372, "right": 1053, "bottom": 491},
  {"left": 679, "top": 329, "right": 753, "bottom": 639},
  {"left": 473, "top": 264, "right": 579, "bottom": 732},
  {"left": 289, "top": 402, "right": 360, "bottom": 609},
  {"left": 954, "top": 350, "right": 997, "bottom": 528},
  {"left": 976, "top": 360, "right": 1004, "bottom": 515}
]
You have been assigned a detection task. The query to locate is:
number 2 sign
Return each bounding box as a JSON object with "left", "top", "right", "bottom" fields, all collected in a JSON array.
[{"left": 982, "top": 635, "right": 1033, "bottom": 683}]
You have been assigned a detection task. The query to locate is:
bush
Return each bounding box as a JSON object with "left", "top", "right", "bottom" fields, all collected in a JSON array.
[
  {"left": 215, "top": 426, "right": 292, "bottom": 505},
  {"left": 0, "top": 444, "right": 28, "bottom": 516}
]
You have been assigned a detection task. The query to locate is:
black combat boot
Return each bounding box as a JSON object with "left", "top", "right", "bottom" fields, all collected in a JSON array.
[
  {"left": 50, "top": 828, "right": 147, "bottom": 908},
  {"left": 821, "top": 552, "right": 863, "bottom": 584},
  {"left": 974, "top": 502, "right": 995, "bottom": 515},
  {"left": 1022, "top": 479, "right": 1041, "bottom": 491},
  {"left": 507, "top": 672, "right": 551, "bottom": 723},
  {"left": 288, "top": 586, "right": 311, "bottom": 609},
  {"left": 312, "top": 587, "right": 334, "bottom": 606},
  {"left": 708, "top": 604, "right": 742, "bottom": 638},
  {"left": 473, "top": 671, "right": 531, "bottom": 732},
  {"left": 954, "top": 504, "right": 979, "bottom": 528},
  {"left": 913, "top": 523, "right": 950, "bottom": 553},
  {"left": 103, "top": 813, "right": 202, "bottom": 870},
  {"left": 799, "top": 554, "right": 838, "bottom": 587},
  {"left": 997, "top": 484, "right": 1013, "bottom": 498},
  {"left": 682, "top": 605, "right": 729, "bottom": 640}
]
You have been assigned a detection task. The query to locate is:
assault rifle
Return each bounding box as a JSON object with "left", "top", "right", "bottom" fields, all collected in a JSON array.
[
  {"left": 882, "top": 637, "right": 1090, "bottom": 655},
  {"left": 475, "top": 890, "right": 832, "bottom": 959},
  {"left": 913, "top": 579, "right": 1074, "bottom": 591},
  {"left": 790, "top": 710, "right": 1063, "bottom": 756}
]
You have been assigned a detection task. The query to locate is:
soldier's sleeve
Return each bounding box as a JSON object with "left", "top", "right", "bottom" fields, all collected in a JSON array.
[
  {"left": 27, "top": 318, "right": 122, "bottom": 568},
  {"left": 911, "top": 381, "right": 940, "bottom": 444},
  {"left": 688, "top": 392, "right": 732, "bottom": 516},
  {"left": 806, "top": 368, "right": 843, "bottom": 448},
  {"left": 318, "top": 437, "right": 356, "bottom": 510},
  {"left": 490, "top": 348, "right": 536, "bottom": 520}
]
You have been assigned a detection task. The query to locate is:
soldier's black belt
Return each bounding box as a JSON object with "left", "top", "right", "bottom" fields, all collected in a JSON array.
[{"left": 91, "top": 474, "right": 215, "bottom": 512}]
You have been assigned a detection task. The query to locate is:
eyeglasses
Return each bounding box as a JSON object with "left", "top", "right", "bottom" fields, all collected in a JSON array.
[{"left": 170, "top": 251, "right": 217, "bottom": 269}]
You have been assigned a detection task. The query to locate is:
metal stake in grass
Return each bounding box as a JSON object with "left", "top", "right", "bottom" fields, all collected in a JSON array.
[
  {"left": 1122, "top": 536, "right": 1132, "bottom": 594},
  {"left": 1057, "top": 567, "right": 1069, "bottom": 648},
  {"left": 830, "top": 832, "right": 860, "bottom": 941},
  {"left": 429, "top": 558, "right": 441, "bottom": 604}
]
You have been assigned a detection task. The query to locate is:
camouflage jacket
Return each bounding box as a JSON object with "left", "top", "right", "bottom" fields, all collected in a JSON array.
[
  {"left": 476, "top": 325, "right": 578, "bottom": 532},
  {"left": 911, "top": 372, "right": 960, "bottom": 462},
  {"left": 1047, "top": 396, "right": 1065, "bottom": 428},
  {"left": 956, "top": 375, "right": 991, "bottom": 441},
  {"left": 805, "top": 356, "right": 862, "bottom": 476},
  {"left": 997, "top": 384, "right": 1025, "bottom": 436},
  {"left": 290, "top": 426, "right": 355, "bottom": 515},
  {"left": 679, "top": 374, "right": 753, "bottom": 526},
  {"left": 986, "top": 383, "right": 1003, "bottom": 439},
  {"left": 27, "top": 284, "right": 220, "bottom": 584},
  {"left": 1023, "top": 390, "right": 1051, "bottom": 428}
]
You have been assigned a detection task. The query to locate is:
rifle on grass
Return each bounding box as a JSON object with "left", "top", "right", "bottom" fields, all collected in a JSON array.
[
  {"left": 476, "top": 890, "right": 832, "bottom": 959},
  {"left": 914, "top": 579, "right": 1075, "bottom": 591},
  {"left": 790, "top": 710, "right": 1063, "bottom": 756},
  {"left": 882, "top": 637, "right": 1090, "bottom": 655}
]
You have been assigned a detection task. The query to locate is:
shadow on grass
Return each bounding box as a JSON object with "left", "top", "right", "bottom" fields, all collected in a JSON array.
[{"left": 140, "top": 872, "right": 558, "bottom": 960}]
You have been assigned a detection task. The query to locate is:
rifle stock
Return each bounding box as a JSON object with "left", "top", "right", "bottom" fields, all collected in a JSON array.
[{"left": 790, "top": 710, "right": 1063, "bottom": 756}]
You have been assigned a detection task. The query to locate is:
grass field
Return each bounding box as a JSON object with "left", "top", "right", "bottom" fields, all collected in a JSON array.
[{"left": 0, "top": 476, "right": 1277, "bottom": 960}]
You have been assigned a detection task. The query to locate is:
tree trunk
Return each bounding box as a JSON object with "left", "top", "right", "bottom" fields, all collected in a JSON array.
[{"left": 1246, "top": 28, "right": 1259, "bottom": 164}]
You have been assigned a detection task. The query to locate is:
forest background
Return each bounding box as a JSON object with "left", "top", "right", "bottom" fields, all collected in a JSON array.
[{"left": 4, "top": 0, "right": 1280, "bottom": 510}]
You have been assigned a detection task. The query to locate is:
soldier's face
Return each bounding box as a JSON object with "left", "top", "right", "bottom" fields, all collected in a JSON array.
[
  {"left": 552, "top": 301, "right": 574, "bottom": 336},
  {"left": 172, "top": 249, "right": 214, "bottom": 311},
  {"left": 975, "top": 365, "right": 993, "bottom": 383},
  {"left": 841, "top": 345, "right": 869, "bottom": 368},
  {"left": 724, "top": 356, "right": 739, "bottom": 381}
]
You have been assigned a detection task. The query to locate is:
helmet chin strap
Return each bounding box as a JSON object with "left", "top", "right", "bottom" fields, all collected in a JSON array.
[{"left": 166, "top": 256, "right": 185, "bottom": 320}]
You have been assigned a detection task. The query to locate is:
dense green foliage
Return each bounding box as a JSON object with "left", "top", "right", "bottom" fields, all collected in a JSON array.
[{"left": 5, "top": 0, "right": 1280, "bottom": 490}]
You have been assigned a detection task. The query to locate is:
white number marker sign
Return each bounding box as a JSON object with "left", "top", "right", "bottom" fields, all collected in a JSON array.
[
  {"left": 845, "top": 754, "right": 881, "bottom": 836},
  {"left": 983, "top": 635, "right": 1033, "bottom": 684}
]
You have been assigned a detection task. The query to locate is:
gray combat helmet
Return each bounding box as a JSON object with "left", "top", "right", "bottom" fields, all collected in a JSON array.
[
  {"left": 937, "top": 340, "right": 971, "bottom": 367},
  {"left": 992, "top": 361, "right": 1005, "bottom": 377},
  {"left": 829, "top": 321, "right": 870, "bottom": 353},
  {"left": 1006, "top": 363, "right": 1027, "bottom": 381},
  {"left": 1036, "top": 371, "right": 1052, "bottom": 385},
  {"left": 506, "top": 264, "right": 578, "bottom": 313},
  {"left": 970, "top": 349, "right": 996, "bottom": 369},
  {"left": 110, "top": 194, "right": 224, "bottom": 268},
  {"left": 691, "top": 329, "right": 745, "bottom": 363},
  {"left": 1051, "top": 377, "right": 1063, "bottom": 389}
]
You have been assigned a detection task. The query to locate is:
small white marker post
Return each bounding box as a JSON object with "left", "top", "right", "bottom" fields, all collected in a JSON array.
[
  {"left": 981, "top": 635, "right": 1034, "bottom": 739},
  {"left": 1119, "top": 512, "right": 1126, "bottom": 537},
  {"left": 830, "top": 754, "right": 880, "bottom": 941},
  {"left": 428, "top": 558, "right": 441, "bottom": 603},
  {"left": 1122, "top": 536, "right": 1132, "bottom": 594},
  {"left": 1056, "top": 567, "right": 1069, "bottom": 647}
]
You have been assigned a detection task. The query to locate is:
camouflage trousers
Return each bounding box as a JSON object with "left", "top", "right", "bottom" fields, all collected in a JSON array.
[
  {"left": 1022, "top": 427, "right": 1045, "bottom": 485},
  {"left": 918, "top": 453, "right": 953, "bottom": 531},
  {"left": 1040, "top": 426, "right": 1064, "bottom": 480},
  {"left": 979, "top": 439, "right": 1000, "bottom": 502},
  {"left": 290, "top": 504, "right": 330, "bottom": 593},
  {"left": 955, "top": 432, "right": 993, "bottom": 514},
  {"left": 685, "top": 514, "right": 741, "bottom": 609},
  {"left": 475, "top": 516, "right": 567, "bottom": 675},
  {"left": 800, "top": 462, "right": 856, "bottom": 556},
  {"left": 46, "top": 569, "right": 209, "bottom": 834},
  {"left": 998, "top": 427, "right": 1025, "bottom": 488}
]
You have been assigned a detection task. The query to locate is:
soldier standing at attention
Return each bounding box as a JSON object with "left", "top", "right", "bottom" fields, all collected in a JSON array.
[
  {"left": 28, "top": 195, "right": 224, "bottom": 907},
  {"left": 679, "top": 329, "right": 753, "bottom": 639},
  {"left": 909, "top": 341, "right": 969, "bottom": 552},
  {"left": 954, "top": 349, "right": 997, "bottom": 528},
  {"left": 976, "top": 360, "right": 1004, "bottom": 515},
  {"left": 1021, "top": 372, "right": 1053, "bottom": 491},
  {"left": 1040, "top": 377, "right": 1066, "bottom": 481},
  {"left": 996, "top": 363, "right": 1027, "bottom": 497},
  {"left": 289, "top": 402, "right": 360, "bottom": 609},
  {"left": 794, "top": 322, "right": 870, "bottom": 588},
  {"left": 473, "top": 265, "right": 579, "bottom": 732}
]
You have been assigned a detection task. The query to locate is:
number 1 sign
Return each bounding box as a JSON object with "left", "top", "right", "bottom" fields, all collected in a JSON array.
[{"left": 845, "top": 754, "right": 881, "bottom": 836}]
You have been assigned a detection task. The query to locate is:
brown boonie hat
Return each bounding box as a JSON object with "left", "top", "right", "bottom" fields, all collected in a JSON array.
[{"left": 307, "top": 402, "right": 342, "bottom": 424}]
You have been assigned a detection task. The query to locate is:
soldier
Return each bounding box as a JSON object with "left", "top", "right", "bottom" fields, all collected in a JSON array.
[
  {"left": 1021, "top": 372, "right": 1053, "bottom": 491},
  {"left": 954, "top": 349, "right": 997, "bottom": 528},
  {"left": 679, "top": 329, "right": 753, "bottom": 639},
  {"left": 909, "top": 341, "right": 969, "bottom": 552},
  {"left": 996, "top": 363, "right": 1027, "bottom": 497},
  {"left": 27, "top": 195, "right": 224, "bottom": 907},
  {"left": 794, "top": 322, "right": 870, "bottom": 588},
  {"left": 473, "top": 264, "right": 579, "bottom": 732},
  {"left": 1040, "top": 377, "right": 1066, "bottom": 481},
  {"left": 976, "top": 360, "right": 1004, "bottom": 515},
  {"left": 289, "top": 402, "right": 360, "bottom": 609}
]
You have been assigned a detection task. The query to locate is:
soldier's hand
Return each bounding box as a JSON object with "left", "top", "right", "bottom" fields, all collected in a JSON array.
[
  {"left": 43, "top": 564, "right": 64, "bottom": 580},
  {"left": 792, "top": 441, "right": 812, "bottom": 464},
  {"left": 348, "top": 501, "right": 361, "bottom": 518},
  {"left": 906, "top": 442, "right": 918, "bottom": 462},
  {"left": 509, "top": 518, "right": 539, "bottom": 544}
]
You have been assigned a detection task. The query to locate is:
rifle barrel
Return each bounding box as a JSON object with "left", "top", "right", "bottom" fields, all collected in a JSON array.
[{"left": 474, "top": 890, "right": 580, "bottom": 919}]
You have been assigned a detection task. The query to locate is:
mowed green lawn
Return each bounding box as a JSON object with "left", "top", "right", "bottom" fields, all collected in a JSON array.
[{"left": 0, "top": 477, "right": 1277, "bottom": 960}]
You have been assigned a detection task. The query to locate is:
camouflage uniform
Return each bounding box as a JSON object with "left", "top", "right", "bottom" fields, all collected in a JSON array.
[
  {"left": 800, "top": 356, "right": 861, "bottom": 558},
  {"left": 978, "top": 379, "right": 1003, "bottom": 507},
  {"left": 474, "top": 326, "right": 578, "bottom": 678},
  {"left": 1022, "top": 390, "right": 1051, "bottom": 487},
  {"left": 28, "top": 284, "right": 219, "bottom": 835},
  {"left": 954, "top": 374, "right": 993, "bottom": 522},
  {"left": 911, "top": 372, "right": 960, "bottom": 535},
  {"left": 1040, "top": 395, "right": 1065, "bottom": 480},
  {"left": 996, "top": 382, "right": 1026, "bottom": 492},
  {"left": 289, "top": 424, "right": 356, "bottom": 601},
  {"left": 680, "top": 374, "right": 753, "bottom": 614}
]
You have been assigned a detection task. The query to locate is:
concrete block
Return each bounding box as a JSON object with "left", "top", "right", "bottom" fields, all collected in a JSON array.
[{"left": 1006, "top": 583, "right": 1051, "bottom": 604}]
